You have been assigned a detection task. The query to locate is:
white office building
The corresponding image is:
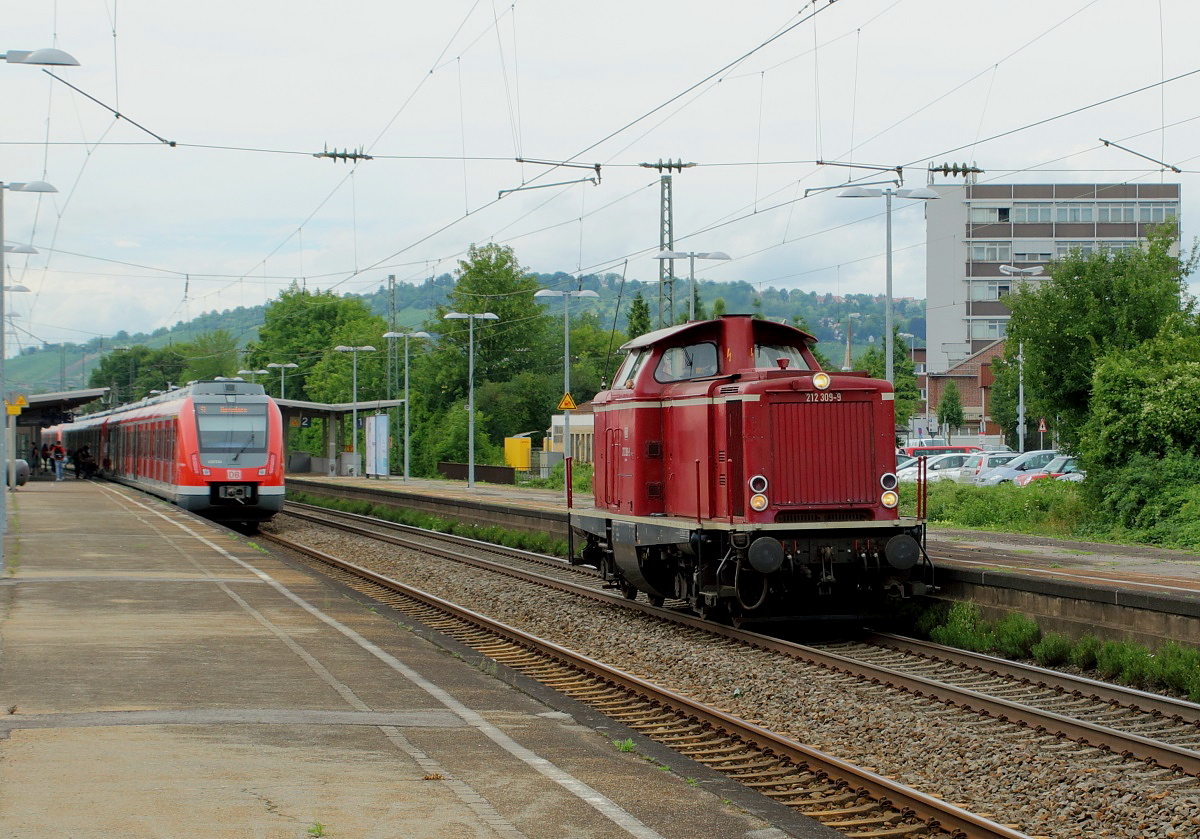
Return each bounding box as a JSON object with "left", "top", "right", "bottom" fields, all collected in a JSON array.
[{"left": 924, "top": 181, "right": 1181, "bottom": 374}]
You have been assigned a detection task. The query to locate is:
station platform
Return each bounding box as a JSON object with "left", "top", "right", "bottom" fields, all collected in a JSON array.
[{"left": 0, "top": 478, "right": 827, "bottom": 839}]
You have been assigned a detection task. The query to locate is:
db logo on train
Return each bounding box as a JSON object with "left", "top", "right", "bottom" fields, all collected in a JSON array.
[{"left": 228, "top": 470, "right": 242, "bottom": 480}]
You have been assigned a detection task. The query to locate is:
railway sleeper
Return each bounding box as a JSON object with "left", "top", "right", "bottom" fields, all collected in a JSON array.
[{"left": 805, "top": 801, "right": 892, "bottom": 819}]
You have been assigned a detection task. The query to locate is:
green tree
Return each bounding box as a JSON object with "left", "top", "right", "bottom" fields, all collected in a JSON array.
[
  {"left": 626, "top": 292, "right": 652, "bottom": 339},
  {"left": 427, "top": 243, "right": 552, "bottom": 411},
  {"left": 859, "top": 330, "right": 920, "bottom": 429},
  {"left": 937, "top": 380, "right": 965, "bottom": 436},
  {"left": 245, "top": 284, "right": 386, "bottom": 403},
  {"left": 1004, "top": 224, "right": 1195, "bottom": 447},
  {"left": 178, "top": 330, "right": 239, "bottom": 383}
]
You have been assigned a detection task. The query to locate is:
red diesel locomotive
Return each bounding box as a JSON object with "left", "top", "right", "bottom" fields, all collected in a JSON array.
[
  {"left": 571, "top": 314, "right": 931, "bottom": 623},
  {"left": 44, "top": 379, "right": 285, "bottom": 527}
]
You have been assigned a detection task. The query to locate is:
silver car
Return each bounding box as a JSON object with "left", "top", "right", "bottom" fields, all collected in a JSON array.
[
  {"left": 974, "top": 450, "right": 1058, "bottom": 486},
  {"left": 954, "top": 451, "right": 1018, "bottom": 484}
]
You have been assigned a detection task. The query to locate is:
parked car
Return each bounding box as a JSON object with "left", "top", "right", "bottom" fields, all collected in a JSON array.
[
  {"left": 1014, "top": 455, "right": 1084, "bottom": 486},
  {"left": 973, "top": 450, "right": 1058, "bottom": 486},
  {"left": 898, "top": 443, "right": 982, "bottom": 459},
  {"left": 954, "top": 451, "right": 1019, "bottom": 484},
  {"left": 896, "top": 452, "right": 973, "bottom": 483},
  {"left": 896, "top": 454, "right": 917, "bottom": 472}
]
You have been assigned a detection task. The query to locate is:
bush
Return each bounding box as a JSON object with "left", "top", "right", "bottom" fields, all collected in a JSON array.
[
  {"left": 930, "top": 602, "right": 992, "bottom": 652},
  {"left": 1031, "top": 632, "right": 1074, "bottom": 666},
  {"left": 991, "top": 613, "right": 1040, "bottom": 658},
  {"left": 1069, "top": 635, "right": 1101, "bottom": 670}
]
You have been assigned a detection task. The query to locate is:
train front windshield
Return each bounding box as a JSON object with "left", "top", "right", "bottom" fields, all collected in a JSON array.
[{"left": 195, "top": 403, "right": 269, "bottom": 467}]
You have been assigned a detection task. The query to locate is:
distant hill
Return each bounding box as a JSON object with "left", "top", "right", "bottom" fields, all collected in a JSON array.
[{"left": 5, "top": 273, "right": 925, "bottom": 395}]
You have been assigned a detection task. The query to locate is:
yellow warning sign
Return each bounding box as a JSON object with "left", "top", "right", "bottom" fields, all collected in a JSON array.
[
  {"left": 4, "top": 393, "right": 28, "bottom": 408},
  {"left": 557, "top": 393, "right": 577, "bottom": 411}
]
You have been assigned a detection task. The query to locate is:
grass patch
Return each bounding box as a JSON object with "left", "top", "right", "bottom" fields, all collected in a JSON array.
[
  {"left": 918, "top": 603, "right": 1200, "bottom": 701},
  {"left": 286, "top": 490, "right": 569, "bottom": 557}
]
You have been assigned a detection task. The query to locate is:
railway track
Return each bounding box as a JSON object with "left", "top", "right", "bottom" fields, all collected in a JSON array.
[{"left": 262, "top": 503, "right": 1200, "bottom": 837}]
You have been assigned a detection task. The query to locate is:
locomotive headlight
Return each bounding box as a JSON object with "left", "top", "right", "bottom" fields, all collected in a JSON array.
[
  {"left": 880, "top": 472, "right": 898, "bottom": 491},
  {"left": 812, "top": 371, "right": 831, "bottom": 390},
  {"left": 880, "top": 490, "right": 899, "bottom": 508},
  {"left": 748, "top": 475, "right": 768, "bottom": 493},
  {"left": 750, "top": 493, "right": 769, "bottom": 512}
]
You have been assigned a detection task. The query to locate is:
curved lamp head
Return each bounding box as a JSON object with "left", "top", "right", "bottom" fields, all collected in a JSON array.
[
  {"left": 999, "top": 265, "right": 1044, "bottom": 277},
  {"left": 3, "top": 48, "right": 80, "bottom": 66}
]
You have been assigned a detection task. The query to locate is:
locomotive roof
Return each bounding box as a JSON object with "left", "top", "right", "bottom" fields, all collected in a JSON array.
[{"left": 619, "top": 314, "right": 817, "bottom": 352}]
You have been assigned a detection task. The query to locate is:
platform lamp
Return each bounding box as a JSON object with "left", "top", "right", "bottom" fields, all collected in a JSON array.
[
  {"left": 382, "top": 331, "right": 430, "bottom": 481},
  {"left": 266, "top": 362, "right": 298, "bottom": 399},
  {"left": 442, "top": 313, "right": 498, "bottom": 488},
  {"left": 237, "top": 368, "right": 268, "bottom": 384},
  {"left": 333, "top": 346, "right": 375, "bottom": 474},
  {"left": 838, "top": 186, "right": 939, "bottom": 384},
  {"left": 652, "top": 250, "right": 730, "bottom": 322},
  {"left": 1000, "top": 265, "right": 1044, "bottom": 452},
  {"left": 1, "top": 179, "right": 57, "bottom": 545},
  {"left": 1, "top": 48, "right": 78, "bottom": 552},
  {"left": 533, "top": 289, "right": 598, "bottom": 505}
]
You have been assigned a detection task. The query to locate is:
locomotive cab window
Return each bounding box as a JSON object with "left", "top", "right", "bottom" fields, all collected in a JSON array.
[
  {"left": 195, "top": 403, "right": 269, "bottom": 466},
  {"left": 654, "top": 342, "right": 719, "bottom": 383},
  {"left": 612, "top": 349, "right": 650, "bottom": 389},
  {"left": 754, "top": 343, "right": 811, "bottom": 371}
]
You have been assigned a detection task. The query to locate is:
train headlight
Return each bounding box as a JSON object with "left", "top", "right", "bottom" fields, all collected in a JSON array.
[
  {"left": 880, "top": 472, "right": 898, "bottom": 491},
  {"left": 812, "top": 371, "right": 831, "bottom": 390},
  {"left": 748, "top": 475, "right": 768, "bottom": 493},
  {"left": 880, "top": 490, "right": 899, "bottom": 508},
  {"left": 750, "top": 493, "right": 769, "bottom": 512}
]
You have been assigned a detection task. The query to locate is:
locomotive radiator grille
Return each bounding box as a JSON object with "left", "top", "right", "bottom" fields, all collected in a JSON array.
[{"left": 769, "top": 400, "right": 875, "bottom": 505}]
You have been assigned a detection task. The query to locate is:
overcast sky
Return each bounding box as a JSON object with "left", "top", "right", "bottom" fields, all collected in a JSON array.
[{"left": 4, "top": 0, "right": 1199, "bottom": 353}]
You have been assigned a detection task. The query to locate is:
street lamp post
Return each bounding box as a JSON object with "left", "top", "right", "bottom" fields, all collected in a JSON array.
[
  {"left": 653, "top": 250, "right": 731, "bottom": 322},
  {"left": 266, "top": 362, "right": 298, "bottom": 399},
  {"left": 842, "top": 312, "right": 860, "bottom": 371},
  {"left": 533, "top": 288, "right": 599, "bottom": 504},
  {"left": 839, "top": 186, "right": 939, "bottom": 384},
  {"left": 382, "top": 331, "right": 430, "bottom": 481},
  {"left": 1000, "top": 265, "right": 1044, "bottom": 453},
  {"left": 443, "top": 313, "right": 498, "bottom": 488},
  {"left": 1, "top": 180, "right": 57, "bottom": 518},
  {"left": 333, "top": 346, "right": 375, "bottom": 474}
]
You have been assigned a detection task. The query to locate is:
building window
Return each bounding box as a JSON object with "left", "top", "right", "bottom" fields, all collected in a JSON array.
[
  {"left": 1055, "top": 204, "right": 1095, "bottom": 223},
  {"left": 969, "top": 242, "right": 1012, "bottom": 262},
  {"left": 1139, "top": 203, "right": 1178, "bottom": 224},
  {"left": 969, "top": 207, "right": 1010, "bottom": 223},
  {"left": 1097, "top": 203, "right": 1136, "bottom": 223},
  {"left": 1056, "top": 241, "right": 1097, "bottom": 258},
  {"left": 1012, "top": 251, "right": 1052, "bottom": 262},
  {"left": 970, "top": 281, "right": 1012, "bottom": 301},
  {"left": 968, "top": 319, "right": 1008, "bottom": 340},
  {"left": 1012, "top": 204, "right": 1052, "bottom": 223}
]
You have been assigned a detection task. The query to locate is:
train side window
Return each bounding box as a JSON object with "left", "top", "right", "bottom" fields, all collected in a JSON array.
[
  {"left": 754, "top": 343, "right": 810, "bottom": 370},
  {"left": 654, "top": 342, "right": 719, "bottom": 383}
]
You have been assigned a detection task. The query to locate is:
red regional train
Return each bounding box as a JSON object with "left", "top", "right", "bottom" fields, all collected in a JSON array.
[
  {"left": 44, "top": 379, "right": 285, "bottom": 527},
  {"left": 571, "top": 314, "right": 932, "bottom": 624}
]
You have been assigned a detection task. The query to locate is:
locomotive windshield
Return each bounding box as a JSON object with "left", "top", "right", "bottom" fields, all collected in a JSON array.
[
  {"left": 654, "top": 342, "right": 719, "bottom": 382},
  {"left": 194, "top": 402, "right": 269, "bottom": 466},
  {"left": 753, "top": 343, "right": 810, "bottom": 370}
]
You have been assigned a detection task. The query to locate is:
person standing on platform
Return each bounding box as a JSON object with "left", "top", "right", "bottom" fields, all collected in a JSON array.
[
  {"left": 30, "top": 441, "right": 40, "bottom": 474},
  {"left": 40, "top": 442, "right": 51, "bottom": 475},
  {"left": 51, "top": 442, "right": 66, "bottom": 481}
]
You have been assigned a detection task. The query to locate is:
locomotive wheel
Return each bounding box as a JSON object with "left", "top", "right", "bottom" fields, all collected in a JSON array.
[
  {"left": 620, "top": 582, "right": 639, "bottom": 600},
  {"left": 649, "top": 595, "right": 665, "bottom": 608},
  {"left": 696, "top": 599, "right": 729, "bottom": 624}
]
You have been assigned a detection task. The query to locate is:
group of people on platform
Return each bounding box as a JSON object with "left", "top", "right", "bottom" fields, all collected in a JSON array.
[{"left": 31, "top": 442, "right": 99, "bottom": 481}]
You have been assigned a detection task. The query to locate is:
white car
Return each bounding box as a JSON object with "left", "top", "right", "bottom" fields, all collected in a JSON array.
[{"left": 896, "top": 452, "right": 973, "bottom": 483}]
